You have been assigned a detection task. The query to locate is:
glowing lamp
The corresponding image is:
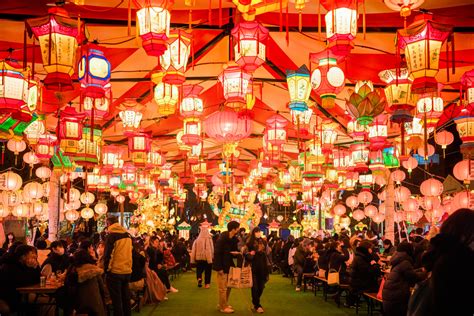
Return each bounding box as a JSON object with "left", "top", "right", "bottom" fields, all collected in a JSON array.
[
  {"left": 36, "top": 134, "right": 57, "bottom": 160},
  {"left": 182, "top": 118, "right": 201, "bottom": 146},
  {"left": 391, "top": 169, "right": 406, "bottom": 184},
  {"left": 134, "top": 0, "right": 171, "bottom": 57},
  {"left": 180, "top": 85, "right": 203, "bottom": 118},
  {"left": 291, "top": 107, "right": 312, "bottom": 136},
  {"left": 454, "top": 116, "right": 474, "bottom": 156},
  {"left": 204, "top": 110, "right": 252, "bottom": 143},
  {"left": 154, "top": 82, "right": 179, "bottom": 116},
  {"left": 26, "top": 7, "right": 80, "bottom": 91},
  {"left": 0, "top": 59, "right": 30, "bottom": 120},
  {"left": 321, "top": 121, "right": 338, "bottom": 154},
  {"left": 286, "top": 65, "right": 311, "bottom": 112},
  {"left": 384, "top": 0, "right": 424, "bottom": 17},
  {"left": 231, "top": 21, "right": 269, "bottom": 73},
  {"left": 434, "top": 130, "right": 454, "bottom": 157},
  {"left": 358, "top": 173, "right": 373, "bottom": 189},
  {"left": 358, "top": 190, "right": 373, "bottom": 205},
  {"left": 420, "top": 178, "right": 443, "bottom": 197},
  {"left": 397, "top": 14, "right": 452, "bottom": 94},
  {"left": 310, "top": 52, "right": 345, "bottom": 109},
  {"left": 160, "top": 29, "right": 192, "bottom": 84},
  {"left": 350, "top": 142, "right": 370, "bottom": 173},
  {"left": 453, "top": 159, "right": 473, "bottom": 185},
  {"left": 122, "top": 163, "right": 137, "bottom": 185},
  {"left": 65, "top": 209, "right": 79, "bottom": 222},
  {"left": 218, "top": 63, "right": 252, "bottom": 109},
  {"left": 352, "top": 209, "right": 365, "bottom": 221},
  {"left": 402, "top": 156, "right": 418, "bottom": 175},
  {"left": 416, "top": 94, "right": 444, "bottom": 128},
  {"left": 379, "top": 68, "right": 414, "bottom": 123},
  {"left": 78, "top": 45, "right": 111, "bottom": 98},
  {"left": 58, "top": 106, "right": 86, "bottom": 141},
  {"left": 24, "top": 115, "right": 46, "bottom": 144},
  {"left": 35, "top": 166, "right": 52, "bottom": 181},
  {"left": 320, "top": 0, "right": 360, "bottom": 56},
  {"left": 94, "top": 202, "right": 108, "bottom": 215},
  {"left": 118, "top": 100, "right": 143, "bottom": 134},
  {"left": 266, "top": 114, "right": 287, "bottom": 146},
  {"left": 368, "top": 115, "right": 388, "bottom": 150},
  {"left": 346, "top": 81, "right": 387, "bottom": 126}
]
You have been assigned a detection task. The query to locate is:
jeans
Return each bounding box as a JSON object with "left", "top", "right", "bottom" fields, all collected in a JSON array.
[
  {"left": 106, "top": 273, "right": 131, "bottom": 316},
  {"left": 251, "top": 274, "right": 266, "bottom": 309},
  {"left": 154, "top": 268, "right": 171, "bottom": 289},
  {"left": 295, "top": 264, "right": 304, "bottom": 287},
  {"left": 196, "top": 260, "right": 212, "bottom": 285},
  {"left": 216, "top": 271, "right": 231, "bottom": 309}
]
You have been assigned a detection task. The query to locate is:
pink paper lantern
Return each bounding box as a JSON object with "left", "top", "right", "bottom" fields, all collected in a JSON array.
[
  {"left": 420, "top": 178, "right": 444, "bottom": 197},
  {"left": 453, "top": 159, "right": 473, "bottom": 184},
  {"left": 352, "top": 209, "right": 365, "bottom": 221},
  {"left": 364, "top": 205, "right": 377, "bottom": 218},
  {"left": 334, "top": 204, "right": 346, "bottom": 216},
  {"left": 204, "top": 110, "right": 252, "bottom": 143},
  {"left": 395, "top": 186, "right": 411, "bottom": 203},
  {"left": 391, "top": 169, "right": 406, "bottom": 184},
  {"left": 346, "top": 195, "right": 359, "bottom": 209},
  {"left": 357, "top": 191, "right": 373, "bottom": 205}
]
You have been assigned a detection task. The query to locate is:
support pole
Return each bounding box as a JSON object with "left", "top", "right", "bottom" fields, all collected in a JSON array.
[
  {"left": 384, "top": 169, "right": 395, "bottom": 244},
  {"left": 48, "top": 172, "right": 61, "bottom": 242}
]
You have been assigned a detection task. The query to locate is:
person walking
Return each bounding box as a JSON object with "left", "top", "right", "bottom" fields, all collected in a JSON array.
[
  {"left": 243, "top": 227, "right": 271, "bottom": 313},
  {"left": 191, "top": 227, "right": 214, "bottom": 288},
  {"left": 103, "top": 216, "right": 133, "bottom": 316},
  {"left": 213, "top": 221, "right": 241, "bottom": 314}
]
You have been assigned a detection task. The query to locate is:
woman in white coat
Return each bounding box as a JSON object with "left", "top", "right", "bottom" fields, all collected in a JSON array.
[{"left": 191, "top": 228, "right": 214, "bottom": 288}]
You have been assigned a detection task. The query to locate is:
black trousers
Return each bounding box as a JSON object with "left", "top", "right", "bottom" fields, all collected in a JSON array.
[
  {"left": 384, "top": 300, "right": 408, "bottom": 316},
  {"left": 251, "top": 274, "right": 266, "bottom": 309},
  {"left": 195, "top": 260, "right": 212, "bottom": 284},
  {"left": 295, "top": 264, "right": 304, "bottom": 287},
  {"left": 154, "top": 268, "right": 171, "bottom": 289},
  {"left": 106, "top": 273, "right": 131, "bottom": 316}
]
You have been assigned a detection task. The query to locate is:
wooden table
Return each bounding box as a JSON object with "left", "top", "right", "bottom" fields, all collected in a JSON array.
[{"left": 17, "top": 283, "right": 62, "bottom": 316}]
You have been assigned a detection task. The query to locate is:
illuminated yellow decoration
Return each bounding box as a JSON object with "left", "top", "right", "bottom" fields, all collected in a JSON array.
[
  {"left": 154, "top": 82, "right": 179, "bottom": 116},
  {"left": 232, "top": 0, "right": 289, "bottom": 21},
  {"left": 118, "top": 100, "right": 143, "bottom": 134}
]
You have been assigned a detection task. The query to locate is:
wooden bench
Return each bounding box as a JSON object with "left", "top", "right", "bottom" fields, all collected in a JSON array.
[
  {"left": 363, "top": 292, "right": 383, "bottom": 316},
  {"left": 302, "top": 273, "right": 315, "bottom": 292},
  {"left": 313, "top": 276, "right": 327, "bottom": 296}
]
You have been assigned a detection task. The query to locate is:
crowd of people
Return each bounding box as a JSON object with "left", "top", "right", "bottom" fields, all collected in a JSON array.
[{"left": 0, "top": 208, "right": 472, "bottom": 315}]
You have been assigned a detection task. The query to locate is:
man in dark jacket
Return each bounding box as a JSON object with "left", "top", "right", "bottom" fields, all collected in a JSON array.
[
  {"left": 347, "top": 240, "right": 381, "bottom": 306},
  {"left": 293, "top": 238, "right": 313, "bottom": 291},
  {"left": 382, "top": 242, "right": 426, "bottom": 316},
  {"left": 0, "top": 245, "right": 40, "bottom": 314},
  {"left": 280, "top": 236, "right": 294, "bottom": 277},
  {"left": 213, "top": 221, "right": 240, "bottom": 314},
  {"left": 104, "top": 215, "right": 133, "bottom": 316},
  {"left": 41, "top": 240, "right": 70, "bottom": 273}
]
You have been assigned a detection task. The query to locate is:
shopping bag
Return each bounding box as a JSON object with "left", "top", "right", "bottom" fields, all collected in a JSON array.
[
  {"left": 227, "top": 257, "right": 253, "bottom": 289},
  {"left": 327, "top": 269, "right": 340, "bottom": 286},
  {"left": 318, "top": 269, "right": 326, "bottom": 278}
]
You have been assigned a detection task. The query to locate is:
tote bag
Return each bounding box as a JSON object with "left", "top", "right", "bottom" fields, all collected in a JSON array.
[
  {"left": 318, "top": 269, "right": 326, "bottom": 278},
  {"left": 327, "top": 268, "right": 340, "bottom": 286},
  {"left": 227, "top": 259, "right": 253, "bottom": 289}
]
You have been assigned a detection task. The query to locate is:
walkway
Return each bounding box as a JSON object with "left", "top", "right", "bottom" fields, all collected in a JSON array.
[{"left": 138, "top": 272, "right": 359, "bottom": 316}]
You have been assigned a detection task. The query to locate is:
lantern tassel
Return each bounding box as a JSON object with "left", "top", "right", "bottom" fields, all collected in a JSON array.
[
  {"left": 362, "top": 0, "right": 366, "bottom": 40},
  {"left": 219, "top": 0, "right": 222, "bottom": 28},
  {"left": 318, "top": 2, "right": 321, "bottom": 39},
  {"left": 285, "top": 4, "right": 289, "bottom": 46},
  {"left": 127, "top": 0, "right": 132, "bottom": 36},
  {"left": 23, "top": 28, "right": 27, "bottom": 70},
  {"left": 208, "top": 0, "right": 212, "bottom": 25},
  {"left": 298, "top": 11, "right": 302, "bottom": 33},
  {"left": 280, "top": 0, "right": 283, "bottom": 32}
]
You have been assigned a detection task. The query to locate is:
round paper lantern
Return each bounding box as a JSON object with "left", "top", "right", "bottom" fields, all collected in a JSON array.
[
  {"left": 394, "top": 212, "right": 405, "bottom": 223},
  {"left": 23, "top": 152, "right": 39, "bottom": 167},
  {"left": 435, "top": 130, "right": 454, "bottom": 149},
  {"left": 94, "top": 202, "right": 108, "bottom": 215},
  {"left": 2, "top": 191, "right": 22, "bottom": 207},
  {"left": 402, "top": 156, "right": 418, "bottom": 175},
  {"left": 403, "top": 197, "right": 419, "bottom": 212},
  {"left": 372, "top": 213, "right": 385, "bottom": 224},
  {"left": 32, "top": 202, "right": 43, "bottom": 216},
  {"left": 384, "top": 0, "right": 424, "bottom": 17},
  {"left": 35, "top": 166, "right": 52, "bottom": 181},
  {"left": 205, "top": 110, "right": 252, "bottom": 143},
  {"left": 420, "top": 178, "right": 444, "bottom": 197},
  {"left": 0, "top": 171, "right": 23, "bottom": 191},
  {"left": 0, "top": 204, "right": 10, "bottom": 218},
  {"left": 65, "top": 209, "right": 80, "bottom": 222},
  {"left": 364, "top": 205, "right": 377, "bottom": 218},
  {"left": 12, "top": 204, "right": 29, "bottom": 217},
  {"left": 80, "top": 192, "right": 95, "bottom": 206},
  {"left": 422, "top": 195, "right": 441, "bottom": 211},
  {"left": 134, "top": 0, "right": 171, "bottom": 57},
  {"left": 334, "top": 204, "right": 346, "bottom": 216},
  {"left": 65, "top": 188, "right": 81, "bottom": 202},
  {"left": 394, "top": 186, "right": 411, "bottom": 203},
  {"left": 391, "top": 169, "right": 406, "bottom": 184},
  {"left": 378, "top": 190, "right": 387, "bottom": 201},
  {"left": 23, "top": 182, "right": 44, "bottom": 200},
  {"left": 406, "top": 209, "right": 423, "bottom": 223},
  {"left": 374, "top": 175, "right": 387, "bottom": 187},
  {"left": 378, "top": 202, "right": 386, "bottom": 214},
  {"left": 417, "top": 144, "right": 435, "bottom": 158},
  {"left": 231, "top": 21, "right": 269, "bottom": 73},
  {"left": 81, "top": 207, "right": 94, "bottom": 220},
  {"left": 357, "top": 191, "right": 373, "bottom": 205},
  {"left": 116, "top": 195, "right": 126, "bottom": 204},
  {"left": 452, "top": 191, "right": 473, "bottom": 211},
  {"left": 7, "top": 139, "right": 26, "bottom": 156},
  {"left": 453, "top": 160, "right": 472, "bottom": 184},
  {"left": 352, "top": 209, "right": 365, "bottom": 221},
  {"left": 346, "top": 195, "right": 359, "bottom": 209}
]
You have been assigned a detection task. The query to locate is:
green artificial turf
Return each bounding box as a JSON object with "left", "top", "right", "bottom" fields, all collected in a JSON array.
[{"left": 137, "top": 271, "right": 361, "bottom": 316}]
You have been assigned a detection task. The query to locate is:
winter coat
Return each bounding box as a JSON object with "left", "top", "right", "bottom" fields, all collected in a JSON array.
[
  {"left": 317, "top": 249, "right": 329, "bottom": 270},
  {"left": 147, "top": 246, "right": 165, "bottom": 271},
  {"left": 350, "top": 247, "right": 380, "bottom": 293},
  {"left": 243, "top": 239, "right": 271, "bottom": 279},
  {"left": 212, "top": 231, "right": 238, "bottom": 274},
  {"left": 103, "top": 223, "right": 132, "bottom": 275},
  {"left": 65, "top": 263, "right": 106, "bottom": 316},
  {"left": 382, "top": 251, "right": 425, "bottom": 304},
  {"left": 383, "top": 245, "right": 396, "bottom": 257},
  {"left": 328, "top": 247, "right": 350, "bottom": 281},
  {"left": 41, "top": 252, "right": 70, "bottom": 273},
  {"left": 191, "top": 229, "right": 214, "bottom": 264},
  {"left": 293, "top": 245, "right": 308, "bottom": 267},
  {"left": 130, "top": 250, "right": 146, "bottom": 283},
  {"left": 0, "top": 259, "right": 40, "bottom": 311}
]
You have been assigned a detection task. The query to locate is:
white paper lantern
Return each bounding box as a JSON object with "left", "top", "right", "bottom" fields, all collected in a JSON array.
[
  {"left": 94, "top": 202, "right": 108, "bottom": 215},
  {"left": 7, "top": 139, "right": 26, "bottom": 155},
  {"left": 80, "top": 192, "right": 95, "bottom": 205},
  {"left": 23, "top": 182, "right": 44, "bottom": 200},
  {"left": 0, "top": 171, "right": 23, "bottom": 191},
  {"left": 0, "top": 204, "right": 10, "bottom": 217},
  {"left": 81, "top": 207, "right": 94, "bottom": 220},
  {"left": 352, "top": 209, "right": 366, "bottom": 221},
  {"left": 65, "top": 209, "right": 80, "bottom": 222},
  {"left": 12, "top": 204, "right": 29, "bottom": 217},
  {"left": 2, "top": 190, "right": 22, "bottom": 207},
  {"left": 35, "top": 166, "right": 52, "bottom": 181}
]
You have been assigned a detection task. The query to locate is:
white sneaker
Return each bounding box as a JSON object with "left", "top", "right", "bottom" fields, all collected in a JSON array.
[
  {"left": 163, "top": 296, "right": 169, "bottom": 301},
  {"left": 169, "top": 287, "right": 179, "bottom": 293},
  {"left": 256, "top": 307, "right": 264, "bottom": 313},
  {"left": 220, "top": 307, "right": 234, "bottom": 314},
  {"left": 295, "top": 287, "right": 301, "bottom": 292}
]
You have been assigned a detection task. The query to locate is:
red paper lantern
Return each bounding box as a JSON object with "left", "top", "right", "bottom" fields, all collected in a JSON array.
[
  {"left": 122, "top": 162, "right": 137, "bottom": 185},
  {"left": 231, "top": 21, "right": 269, "bottom": 73},
  {"left": 218, "top": 63, "right": 252, "bottom": 109},
  {"left": 36, "top": 134, "right": 57, "bottom": 160},
  {"left": 101, "top": 145, "right": 124, "bottom": 174},
  {"left": 368, "top": 115, "right": 389, "bottom": 150},
  {"left": 266, "top": 114, "right": 287, "bottom": 146},
  {"left": 134, "top": 0, "right": 172, "bottom": 57},
  {"left": 160, "top": 29, "right": 192, "bottom": 84},
  {"left": 182, "top": 118, "right": 201, "bottom": 146},
  {"left": 320, "top": 0, "right": 361, "bottom": 56},
  {"left": 58, "top": 106, "right": 86, "bottom": 141},
  {"left": 420, "top": 178, "right": 443, "bottom": 197},
  {"left": 310, "top": 51, "right": 345, "bottom": 109},
  {"left": 397, "top": 14, "right": 452, "bottom": 94},
  {"left": 204, "top": 110, "right": 252, "bottom": 143},
  {"left": 26, "top": 7, "right": 80, "bottom": 91}
]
